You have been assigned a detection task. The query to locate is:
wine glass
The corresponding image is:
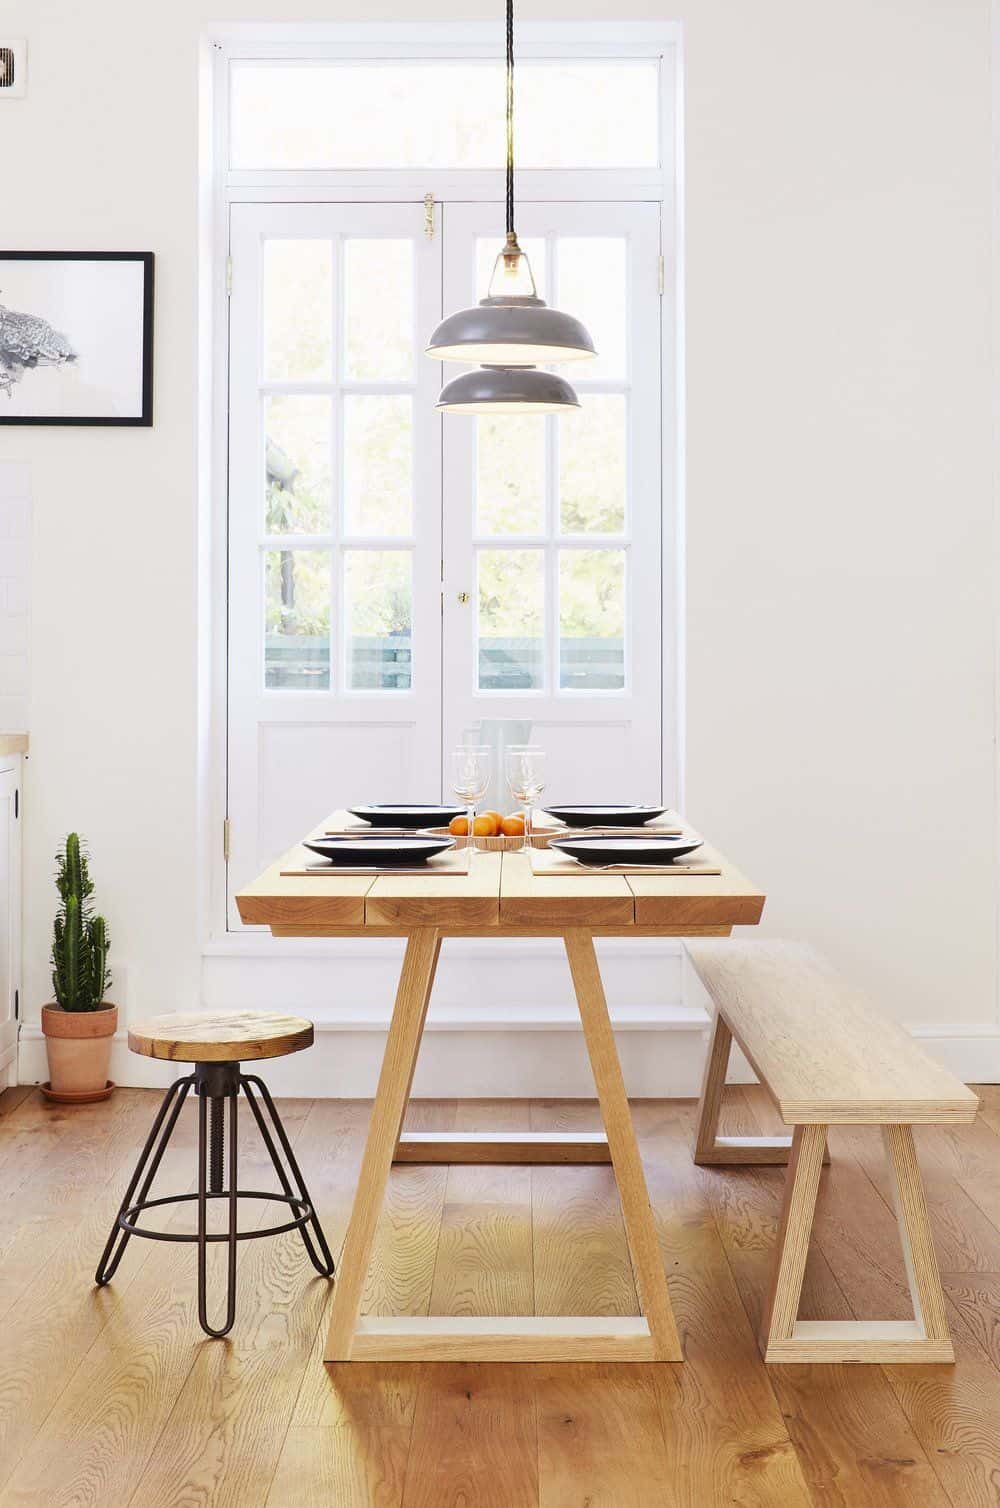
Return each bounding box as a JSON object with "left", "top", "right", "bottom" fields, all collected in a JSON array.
[
  {"left": 505, "top": 745, "right": 546, "bottom": 854},
  {"left": 450, "top": 746, "right": 492, "bottom": 854}
]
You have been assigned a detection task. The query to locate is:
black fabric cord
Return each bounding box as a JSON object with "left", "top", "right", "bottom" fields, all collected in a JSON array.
[{"left": 506, "top": 0, "right": 515, "bottom": 236}]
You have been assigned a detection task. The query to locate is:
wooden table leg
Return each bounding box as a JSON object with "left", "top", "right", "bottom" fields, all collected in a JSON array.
[
  {"left": 564, "top": 929, "right": 683, "bottom": 1362},
  {"left": 324, "top": 927, "right": 440, "bottom": 1361},
  {"left": 396, "top": 934, "right": 441, "bottom": 1140}
]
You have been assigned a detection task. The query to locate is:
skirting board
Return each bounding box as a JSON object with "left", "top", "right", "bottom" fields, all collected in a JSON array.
[{"left": 14, "top": 1017, "right": 999, "bottom": 1096}]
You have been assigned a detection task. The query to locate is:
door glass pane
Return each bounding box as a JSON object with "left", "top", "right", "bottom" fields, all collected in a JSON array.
[
  {"left": 265, "top": 548, "right": 331, "bottom": 689},
  {"left": 344, "top": 239, "right": 413, "bottom": 381},
  {"left": 476, "top": 413, "right": 545, "bottom": 536},
  {"left": 263, "top": 240, "right": 332, "bottom": 382},
  {"left": 343, "top": 395, "right": 412, "bottom": 536},
  {"left": 345, "top": 550, "right": 412, "bottom": 690},
  {"left": 477, "top": 237, "right": 546, "bottom": 300},
  {"left": 265, "top": 395, "right": 332, "bottom": 533},
  {"left": 557, "top": 238, "right": 626, "bottom": 381},
  {"left": 559, "top": 549, "right": 625, "bottom": 690},
  {"left": 232, "top": 63, "right": 659, "bottom": 171},
  {"left": 559, "top": 395, "right": 626, "bottom": 534},
  {"left": 478, "top": 549, "right": 544, "bottom": 691}
]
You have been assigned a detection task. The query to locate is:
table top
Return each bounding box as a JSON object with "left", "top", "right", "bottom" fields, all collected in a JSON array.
[{"left": 236, "top": 811, "right": 766, "bottom": 937}]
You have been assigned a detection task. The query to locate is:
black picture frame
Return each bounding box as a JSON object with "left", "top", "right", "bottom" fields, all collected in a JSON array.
[{"left": 0, "top": 251, "right": 154, "bottom": 426}]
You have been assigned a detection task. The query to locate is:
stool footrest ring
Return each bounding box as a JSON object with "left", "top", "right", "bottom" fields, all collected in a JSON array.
[{"left": 118, "top": 1189, "right": 316, "bottom": 1244}]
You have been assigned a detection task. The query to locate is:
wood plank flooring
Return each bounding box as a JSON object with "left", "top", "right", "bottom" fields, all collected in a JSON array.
[{"left": 1, "top": 1085, "right": 1000, "bottom": 1506}]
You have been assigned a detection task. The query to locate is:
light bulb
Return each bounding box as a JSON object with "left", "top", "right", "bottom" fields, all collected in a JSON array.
[{"left": 487, "top": 234, "right": 537, "bottom": 300}]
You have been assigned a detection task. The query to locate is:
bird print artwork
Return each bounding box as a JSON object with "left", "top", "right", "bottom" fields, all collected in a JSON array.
[{"left": 0, "top": 291, "right": 77, "bottom": 396}]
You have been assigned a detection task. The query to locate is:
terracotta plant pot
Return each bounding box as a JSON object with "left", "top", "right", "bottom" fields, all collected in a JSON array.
[{"left": 41, "top": 1002, "right": 117, "bottom": 1103}]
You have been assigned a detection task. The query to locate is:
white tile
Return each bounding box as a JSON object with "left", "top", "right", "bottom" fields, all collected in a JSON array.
[
  {"left": 0, "top": 464, "right": 29, "bottom": 501},
  {"left": 0, "top": 616, "right": 28, "bottom": 655},
  {"left": 2, "top": 578, "right": 27, "bottom": 614},
  {"left": 0, "top": 501, "right": 29, "bottom": 539},
  {"left": 0, "top": 693, "right": 28, "bottom": 734},
  {"left": 0, "top": 540, "right": 28, "bottom": 577},
  {"left": 0, "top": 656, "right": 27, "bottom": 696}
]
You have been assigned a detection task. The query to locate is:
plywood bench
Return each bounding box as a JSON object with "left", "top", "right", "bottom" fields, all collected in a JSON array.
[{"left": 686, "top": 940, "right": 980, "bottom": 1363}]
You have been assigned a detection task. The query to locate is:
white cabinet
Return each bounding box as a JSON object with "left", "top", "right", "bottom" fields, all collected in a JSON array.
[{"left": 0, "top": 760, "right": 22, "bottom": 1089}]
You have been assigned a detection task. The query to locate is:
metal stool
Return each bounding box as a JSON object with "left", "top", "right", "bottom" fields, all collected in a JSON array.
[{"left": 95, "top": 1011, "right": 335, "bottom": 1337}]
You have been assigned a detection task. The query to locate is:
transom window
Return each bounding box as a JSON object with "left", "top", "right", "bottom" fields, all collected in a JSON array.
[{"left": 230, "top": 60, "right": 660, "bottom": 172}]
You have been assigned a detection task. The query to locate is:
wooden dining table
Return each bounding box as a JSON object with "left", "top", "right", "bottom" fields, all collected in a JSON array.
[{"left": 237, "top": 810, "right": 765, "bottom": 1364}]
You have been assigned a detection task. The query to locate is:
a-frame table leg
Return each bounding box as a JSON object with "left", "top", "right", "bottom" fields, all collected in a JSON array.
[
  {"left": 324, "top": 927, "right": 440, "bottom": 1360},
  {"left": 564, "top": 928, "right": 683, "bottom": 1361}
]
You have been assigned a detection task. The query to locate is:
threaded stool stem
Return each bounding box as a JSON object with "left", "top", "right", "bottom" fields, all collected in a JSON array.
[{"left": 209, "top": 1096, "right": 225, "bottom": 1193}]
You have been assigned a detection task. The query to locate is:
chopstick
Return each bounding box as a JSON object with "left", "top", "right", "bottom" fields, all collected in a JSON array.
[
  {"left": 552, "top": 826, "right": 686, "bottom": 838},
  {"left": 322, "top": 827, "right": 430, "bottom": 837},
  {"left": 569, "top": 861, "right": 718, "bottom": 874}
]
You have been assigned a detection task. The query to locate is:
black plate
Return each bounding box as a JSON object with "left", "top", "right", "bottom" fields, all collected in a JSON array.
[
  {"left": 542, "top": 805, "right": 668, "bottom": 828},
  {"left": 548, "top": 834, "right": 703, "bottom": 866},
  {"left": 304, "top": 835, "right": 455, "bottom": 868},
  {"left": 348, "top": 804, "right": 465, "bottom": 829}
]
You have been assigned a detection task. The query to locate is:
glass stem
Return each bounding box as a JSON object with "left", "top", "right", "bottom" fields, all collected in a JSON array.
[
  {"left": 467, "top": 803, "right": 475, "bottom": 859},
  {"left": 522, "top": 801, "right": 531, "bottom": 854}
]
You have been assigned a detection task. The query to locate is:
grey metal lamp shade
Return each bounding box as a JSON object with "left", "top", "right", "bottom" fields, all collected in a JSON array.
[
  {"left": 425, "top": 1, "right": 594, "bottom": 411},
  {"left": 426, "top": 296, "right": 597, "bottom": 367},
  {"left": 436, "top": 366, "right": 581, "bottom": 414}
]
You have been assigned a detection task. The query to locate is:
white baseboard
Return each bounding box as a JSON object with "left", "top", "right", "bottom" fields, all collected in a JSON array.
[
  {"left": 14, "top": 939, "right": 997, "bottom": 1095},
  {"left": 14, "top": 1010, "right": 722, "bottom": 1097},
  {"left": 14, "top": 1012, "right": 997, "bottom": 1097}
]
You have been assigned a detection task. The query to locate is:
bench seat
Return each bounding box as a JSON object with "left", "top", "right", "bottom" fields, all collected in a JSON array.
[
  {"left": 688, "top": 940, "right": 979, "bottom": 1126},
  {"left": 686, "top": 940, "right": 980, "bottom": 1364}
]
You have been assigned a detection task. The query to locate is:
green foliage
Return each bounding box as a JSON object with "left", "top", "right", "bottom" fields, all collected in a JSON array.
[{"left": 51, "top": 834, "right": 112, "bottom": 1012}]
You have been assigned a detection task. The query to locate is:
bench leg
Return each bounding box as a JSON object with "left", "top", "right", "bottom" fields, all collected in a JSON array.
[
  {"left": 761, "top": 1123, "right": 954, "bottom": 1363},
  {"left": 884, "top": 1124, "right": 952, "bottom": 1353},
  {"left": 693, "top": 1013, "right": 829, "bottom": 1167}
]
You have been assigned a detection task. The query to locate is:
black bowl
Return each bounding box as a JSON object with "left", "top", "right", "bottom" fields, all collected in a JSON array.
[
  {"left": 304, "top": 835, "right": 456, "bottom": 867},
  {"left": 348, "top": 804, "right": 465, "bottom": 829},
  {"left": 542, "top": 805, "right": 668, "bottom": 829},
  {"left": 548, "top": 834, "right": 703, "bottom": 867}
]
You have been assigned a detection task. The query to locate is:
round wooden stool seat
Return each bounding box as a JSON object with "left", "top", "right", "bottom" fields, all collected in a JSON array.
[{"left": 127, "top": 1011, "right": 313, "bottom": 1064}]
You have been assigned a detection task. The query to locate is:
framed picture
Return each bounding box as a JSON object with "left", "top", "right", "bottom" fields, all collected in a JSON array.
[{"left": 0, "top": 251, "right": 154, "bottom": 425}]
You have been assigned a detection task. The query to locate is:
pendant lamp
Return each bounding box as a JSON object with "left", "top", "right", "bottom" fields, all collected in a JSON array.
[{"left": 427, "top": 0, "right": 596, "bottom": 414}]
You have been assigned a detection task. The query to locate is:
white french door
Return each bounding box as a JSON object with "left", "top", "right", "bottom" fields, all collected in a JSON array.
[
  {"left": 441, "top": 201, "right": 662, "bottom": 800},
  {"left": 227, "top": 202, "right": 443, "bottom": 920},
  {"left": 227, "top": 198, "right": 663, "bottom": 923}
]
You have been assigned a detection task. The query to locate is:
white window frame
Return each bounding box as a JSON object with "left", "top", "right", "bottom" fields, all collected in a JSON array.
[{"left": 200, "top": 20, "right": 684, "bottom": 951}]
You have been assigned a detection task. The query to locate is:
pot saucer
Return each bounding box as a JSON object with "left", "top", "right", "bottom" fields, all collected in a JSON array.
[{"left": 40, "top": 1079, "right": 115, "bottom": 1104}]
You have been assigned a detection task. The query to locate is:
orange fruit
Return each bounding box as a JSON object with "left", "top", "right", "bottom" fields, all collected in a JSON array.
[
  {"left": 482, "top": 810, "right": 504, "bottom": 830},
  {"left": 473, "top": 814, "right": 497, "bottom": 837},
  {"left": 501, "top": 813, "right": 525, "bottom": 837},
  {"left": 449, "top": 815, "right": 469, "bottom": 836}
]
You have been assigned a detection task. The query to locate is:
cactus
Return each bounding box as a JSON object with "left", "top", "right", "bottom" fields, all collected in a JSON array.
[{"left": 51, "top": 833, "right": 111, "bottom": 1011}]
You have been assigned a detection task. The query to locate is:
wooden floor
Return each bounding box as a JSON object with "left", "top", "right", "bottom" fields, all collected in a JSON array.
[{"left": 3, "top": 1085, "right": 1000, "bottom": 1507}]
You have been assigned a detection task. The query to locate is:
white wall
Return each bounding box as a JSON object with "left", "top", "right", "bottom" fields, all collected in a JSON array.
[
  {"left": 0, "top": 465, "right": 30, "bottom": 734},
  {"left": 1, "top": 0, "right": 995, "bottom": 1084}
]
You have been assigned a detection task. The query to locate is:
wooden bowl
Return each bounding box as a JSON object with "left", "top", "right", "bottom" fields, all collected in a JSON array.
[{"left": 426, "top": 827, "right": 550, "bottom": 851}]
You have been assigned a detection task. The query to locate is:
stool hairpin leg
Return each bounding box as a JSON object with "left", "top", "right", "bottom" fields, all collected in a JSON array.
[
  {"left": 242, "top": 1073, "right": 335, "bottom": 1277},
  {"left": 197, "top": 1064, "right": 240, "bottom": 1338},
  {"left": 95, "top": 1073, "right": 195, "bottom": 1286}
]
